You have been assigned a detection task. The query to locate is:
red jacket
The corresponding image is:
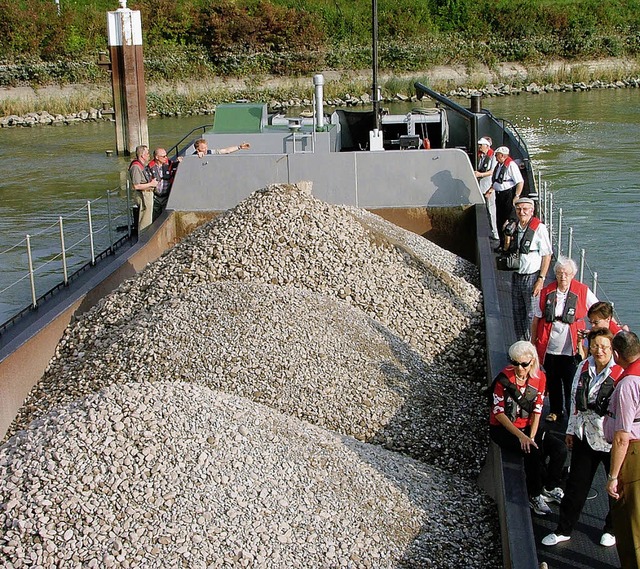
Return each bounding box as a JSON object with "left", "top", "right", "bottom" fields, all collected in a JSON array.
[{"left": 535, "top": 279, "right": 590, "bottom": 362}]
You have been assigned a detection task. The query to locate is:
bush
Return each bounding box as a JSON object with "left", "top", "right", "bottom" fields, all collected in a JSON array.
[{"left": 0, "top": 0, "right": 639, "bottom": 85}]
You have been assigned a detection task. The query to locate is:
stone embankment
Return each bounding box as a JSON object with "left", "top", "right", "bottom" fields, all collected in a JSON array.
[
  {"left": 0, "top": 183, "right": 499, "bottom": 567},
  {"left": 1, "top": 75, "right": 639, "bottom": 126},
  {"left": 0, "top": 108, "right": 109, "bottom": 127}
]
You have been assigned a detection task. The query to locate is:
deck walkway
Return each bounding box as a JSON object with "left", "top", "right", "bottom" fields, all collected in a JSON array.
[{"left": 491, "top": 243, "right": 620, "bottom": 569}]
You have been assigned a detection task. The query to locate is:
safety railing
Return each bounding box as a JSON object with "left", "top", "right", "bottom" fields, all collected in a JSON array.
[
  {"left": 0, "top": 125, "right": 213, "bottom": 336},
  {"left": 536, "top": 173, "right": 620, "bottom": 321},
  {"left": 0, "top": 185, "right": 133, "bottom": 335}
]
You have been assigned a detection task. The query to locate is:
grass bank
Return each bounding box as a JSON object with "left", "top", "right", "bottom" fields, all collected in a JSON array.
[{"left": 0, "top": 57, "right": 639, "bottom": 118}]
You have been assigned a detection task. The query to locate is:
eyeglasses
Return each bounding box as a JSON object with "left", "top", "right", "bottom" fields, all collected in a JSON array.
[
  {"left": 589, "top": 318, "right": 605, "bottom": 326},
  {"left": 157, "top": 154, "right": 168, "bottom": 158},
  {"left": 510, "top": 360, "right": 532, "bottom": 368},
  {"left": 591, "top": 345, "right": 611, "bottom": 352}
]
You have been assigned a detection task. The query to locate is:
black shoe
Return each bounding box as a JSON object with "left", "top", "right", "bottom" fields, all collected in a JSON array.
[{"left": 494, "top": 246, "right": 504, "bottom": 253}]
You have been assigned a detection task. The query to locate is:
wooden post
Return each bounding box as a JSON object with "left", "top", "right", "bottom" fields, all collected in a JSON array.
[{"left": 107, "top": 0, "right": 149, "bottom": 156}]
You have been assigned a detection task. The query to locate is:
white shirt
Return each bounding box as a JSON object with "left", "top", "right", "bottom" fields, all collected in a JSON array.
[
  {"left": 492, "top": 159, "right": 524, "bottom": 193},
  {"left": 533, "top": 285, "right": 598, "bottom": 355},
  {"left": 517, "top": 221, "right": 552, "bottom": 275}
]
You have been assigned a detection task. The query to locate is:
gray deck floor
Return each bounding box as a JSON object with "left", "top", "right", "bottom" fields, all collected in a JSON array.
[{"left": 493, "top": 253, "right": 620, "bottom": 569}]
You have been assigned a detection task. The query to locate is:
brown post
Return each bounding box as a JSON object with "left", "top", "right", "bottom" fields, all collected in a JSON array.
[{"left": 107, "top": 0, "right": 149, "bottom": 156}]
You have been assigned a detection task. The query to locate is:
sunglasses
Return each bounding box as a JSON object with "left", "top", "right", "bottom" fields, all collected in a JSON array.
[{"left": 510, "top": 360, "right": 532, "bottom": 368}]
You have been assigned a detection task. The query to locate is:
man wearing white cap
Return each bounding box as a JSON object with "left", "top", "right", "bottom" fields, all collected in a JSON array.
[
  {"left": 492, "top": 145, "right": 524, "bottom": 250},
  {"left": 510, "top": 196, "right": 552, "bottom": 341},
  {"left": 475, "top": 137, "right": 499, "bottom": 242}
]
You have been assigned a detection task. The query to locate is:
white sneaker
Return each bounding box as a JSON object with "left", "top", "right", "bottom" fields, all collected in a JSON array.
[
  {"left": 600, "top": 532, "right": 616, "bottom": 547},
  {"left": 530, "top": 495, "right": 552, "bottom": 515},
  {"left": 542, "top": 533, "right": 570, "bottom": 546},
  {"left": 541, "top": 486, "right": 564, "bottom": 504}
]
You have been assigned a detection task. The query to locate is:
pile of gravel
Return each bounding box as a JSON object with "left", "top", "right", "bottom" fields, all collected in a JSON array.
[
  {"left": 9, "top": 184, "right": 486, "bottom": 476},
  {"left": 2, "top": 183, "right": 498, "bottom": 566},
  {"left": 9, "top": 281, "right": 485, "bottom": 477},
  {"left": 0, "top": 382, "right": 499, "bottom": 568}
]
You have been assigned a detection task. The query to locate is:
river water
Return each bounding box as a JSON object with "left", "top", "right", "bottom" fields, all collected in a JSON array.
[{"left": 0, "top": 89, "right": 638, "bottom": 328}]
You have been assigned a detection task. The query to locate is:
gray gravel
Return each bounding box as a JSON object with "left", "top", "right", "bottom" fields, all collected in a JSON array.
[
  {"left": 1, "top": 382, "right": 499, "bottom": 568},
  {"left": 1, "top": 183, "right": 499, "bottom": 567}
]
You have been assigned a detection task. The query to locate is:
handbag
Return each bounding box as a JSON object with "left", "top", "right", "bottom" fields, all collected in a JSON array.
[{"left": 496, "top": 252, "right": 520, "bottom": 271}]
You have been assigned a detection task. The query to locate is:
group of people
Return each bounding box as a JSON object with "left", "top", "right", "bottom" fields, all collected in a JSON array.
[
  {"left": 128, "top": 138, "right": 250, "bottom": 231},
  {"left": 491, "top": 331, "right": 640, "bottom": 567},
  {"left": 479, "top": 137, "right": 640, "bottom": 567}
]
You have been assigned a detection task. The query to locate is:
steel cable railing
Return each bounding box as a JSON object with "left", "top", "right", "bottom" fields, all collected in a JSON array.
[
  {"left": 537, "top": 177, "right": 623, "bottom": 323},
  {"left": 0, "top": 186, "right": 133, "bottom": 334}
]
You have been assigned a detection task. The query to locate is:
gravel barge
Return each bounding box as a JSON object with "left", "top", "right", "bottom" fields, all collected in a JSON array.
[{"left": 0, "top": 81, "right": 539, "bottom": 568}]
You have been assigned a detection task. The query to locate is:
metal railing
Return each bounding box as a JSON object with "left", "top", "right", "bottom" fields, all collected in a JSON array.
[
  {"left": 536, "top": 173, "right": 618, "bottom": 320},
  {"left": 0, "top": 126, "right": 214, "bottom": 336},
  {"left": 0, "top": 186, "right": 134, "bottom": 335}
]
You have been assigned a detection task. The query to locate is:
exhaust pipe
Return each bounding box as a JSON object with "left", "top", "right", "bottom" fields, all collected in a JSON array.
[{"left": 313, "top": 74, "right": 325, "bottom": 130}]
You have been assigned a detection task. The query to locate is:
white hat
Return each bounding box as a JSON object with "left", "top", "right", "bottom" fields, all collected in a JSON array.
[
  {"left": 495, "top": 146, "right": 510, "bottom": 155},
  {"left": 477, "top": 137, "right": 491, "bottom": 146},
  {"left": 514, "top": 197, "right": 535, "bottom": 206}
]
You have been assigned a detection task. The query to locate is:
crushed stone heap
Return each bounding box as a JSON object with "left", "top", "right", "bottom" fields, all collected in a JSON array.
[
  {"left": 1, "top": 382, "right": 499, "bottom": 568},
  {"left": 10, "top": 184, "right": 486, "bottom": 476},
  {"left": 2, "top": 183, "right": 497, "bottom": 567}
]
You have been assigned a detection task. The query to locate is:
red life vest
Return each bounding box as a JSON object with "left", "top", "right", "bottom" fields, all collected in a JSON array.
[
  {"left": 477, "top": 148, "right": 494, "bottom": 173},
  {"left": 490, "top": 367, "right": 546, "bottom": 428},
  {"left": 535, "top": 279, "right": 590, "bottom": 362},
  {"left": 491, "top": 156, "right": 514, "bottom": 185},
  {"left": 515, "top": 217, "right": 541, "bottom": 255},
  {"left": 618, "top": 359, "right": 640, "bottom": 383}
]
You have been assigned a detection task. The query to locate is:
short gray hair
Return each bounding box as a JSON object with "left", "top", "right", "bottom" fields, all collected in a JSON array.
[
  {"left": 135, "top": 145, "right": 149, "bottom": 159},
  {"left": 554, "top": 255, "right": 577, "bottom": 276},
  {"left": 508, "top": 340, "right": 540, "bottom": 375}
]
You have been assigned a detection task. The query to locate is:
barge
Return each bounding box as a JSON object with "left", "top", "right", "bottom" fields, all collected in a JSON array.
[{"left": 0, "top": 78, "right": 569, "bottom": 568}]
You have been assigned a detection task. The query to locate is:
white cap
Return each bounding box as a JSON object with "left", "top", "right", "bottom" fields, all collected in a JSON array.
[
  {"left": 495, "top": 146, "right": 510, "bottom": 155},
  {"left": 477, "top": 137, "right": 491, "bottom": 146}
]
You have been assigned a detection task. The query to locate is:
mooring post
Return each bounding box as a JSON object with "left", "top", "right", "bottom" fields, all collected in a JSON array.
[{"left": 106, "top": 0, "right": 149, "bottom": 156}]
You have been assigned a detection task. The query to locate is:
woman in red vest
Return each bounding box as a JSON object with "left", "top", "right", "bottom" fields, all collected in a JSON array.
[
  {"left": 531, "top": 256, "right": 598, "bottom": 423},
  {"left": 490, "top": 340, "right": 567, "bottom": 515}
]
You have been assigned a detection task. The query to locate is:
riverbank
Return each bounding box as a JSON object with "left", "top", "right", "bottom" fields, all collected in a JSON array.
[{"left": 1, "top": 57, "right": 639, "bottom": 126}]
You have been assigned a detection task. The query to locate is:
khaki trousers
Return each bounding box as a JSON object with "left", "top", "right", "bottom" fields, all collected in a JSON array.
[
  {"left": 136, "top": 190, "right": 154, "bottom": 231},
  {"left": 613, "top": 441, "right": 640, "bottom": 569}
]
